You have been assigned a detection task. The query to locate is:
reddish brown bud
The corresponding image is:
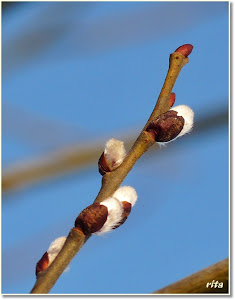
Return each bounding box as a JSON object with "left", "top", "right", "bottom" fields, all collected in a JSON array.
[
  {"left": 174, "top": 44, "right": 193, "bottom": 57},
  {"left": 169, "top": 93, "right": 176, "bottom": 107},
  {"left": 98, "top": 152, "right": 111, "bottom": 175},
  {"left": 36, "top": 252, "right": 49, "bottom": 276},
  {"left": 75, "top": 203, "right": 108, "bottom": 235},
  {"left": 146, "top": 110, "right": 184, "bottom": 142},
  {"left": 113, "top": 201, "right": 132, "bottom": 229}
]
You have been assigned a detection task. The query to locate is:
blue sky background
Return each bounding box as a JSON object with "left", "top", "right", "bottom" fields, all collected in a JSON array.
[{"left": 2, "top": 1, "right": 228, "bottom": 294}]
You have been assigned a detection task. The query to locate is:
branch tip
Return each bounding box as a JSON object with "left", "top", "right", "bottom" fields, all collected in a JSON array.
[{"left": 174, "top": 44, "right": 193, "bottom": 57}]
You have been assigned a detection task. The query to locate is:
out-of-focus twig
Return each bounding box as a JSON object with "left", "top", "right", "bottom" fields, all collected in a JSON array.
[
  {"left": 3, "top": 2, "right": 226, "bottom": 75},
  {"left": 2, "top": 136, "right": 135, "bottom": 193},
  {"left": 2, "top": 2, "right": 23, "bottom": 11},
  {"left": 153, "top": 258, "right": 229, "bottom": 294},
  {"left": 2, "top": 102, "right": 90, "bottom": 149},
  {"left": 2, "top": 108, "right": 228, "bottom": 194}
]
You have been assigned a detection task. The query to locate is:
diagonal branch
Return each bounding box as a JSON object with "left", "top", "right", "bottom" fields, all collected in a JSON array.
[
  {"left": 30, "top": 46, "right": 191, "bottom": 294},
  {"left": 153, "top": 258, "right": 229, "bottom": 294}
]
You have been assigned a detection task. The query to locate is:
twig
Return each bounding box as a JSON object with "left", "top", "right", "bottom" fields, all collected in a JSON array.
[
  {"left": 30, "top": 47, "right": 191, "bottom": 294},
  {"left": 153, "top": 258, "right": 229, "bottom": 294}
]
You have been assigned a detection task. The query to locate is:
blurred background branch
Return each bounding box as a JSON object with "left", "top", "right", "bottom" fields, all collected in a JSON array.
[
  {"left": 2, "top": 2, "right": 227, "bottom": 76},
  {"left": 2, "top": 107, "right": 228, "bottom": 194},
  {"left": 2, "top": 102, "right": 91, "bottom": 149}
]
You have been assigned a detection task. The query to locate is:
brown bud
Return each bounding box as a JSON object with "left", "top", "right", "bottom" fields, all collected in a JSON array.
[
  {"left": 98, "top": 152, "right": 111, "bottom": 175},
  {"left": 146, "top": 110, "right": 184, "bottom": 142},
  {"left": 174, "top": 44, "right": 193, "bottom": 57},
  {"left": 75, "top": 203, "right": 108, "bottom": 235},
  {"left": 36, "top": 252, "right": 49, "bottom": 276},
  {"left": 114, "top": 201, "right": 132, "bottom": 229},
  {"left": 169, "top": 93, "right": 176, "bottom": 107}
]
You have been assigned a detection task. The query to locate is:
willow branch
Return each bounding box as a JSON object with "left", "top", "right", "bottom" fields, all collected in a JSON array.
[
  {"left": 30, "top": 48, "right": 190, "bottom": 294},
  {"left": 153, "top": 258, "right": 229, "bottom": 294}
]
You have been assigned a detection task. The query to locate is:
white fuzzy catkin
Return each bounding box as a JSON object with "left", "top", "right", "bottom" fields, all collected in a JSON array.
[
  {"left": 94, "top": 197, "right": 123, "bottom": 235},
  {"left": 113, "top": 186, "right": 138, "bottom": 207},
  {"left": 158, "top": 105, "right": 194, "bottom": 146},
  {"left": 104, "top": 138, "right": 126, "bottom": 168},
  {"left": 47, "top": 236, "right": 67, "bottom": 263},
  {"left": 170, "top": 105, "right": 194, "bottom": 137}
]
